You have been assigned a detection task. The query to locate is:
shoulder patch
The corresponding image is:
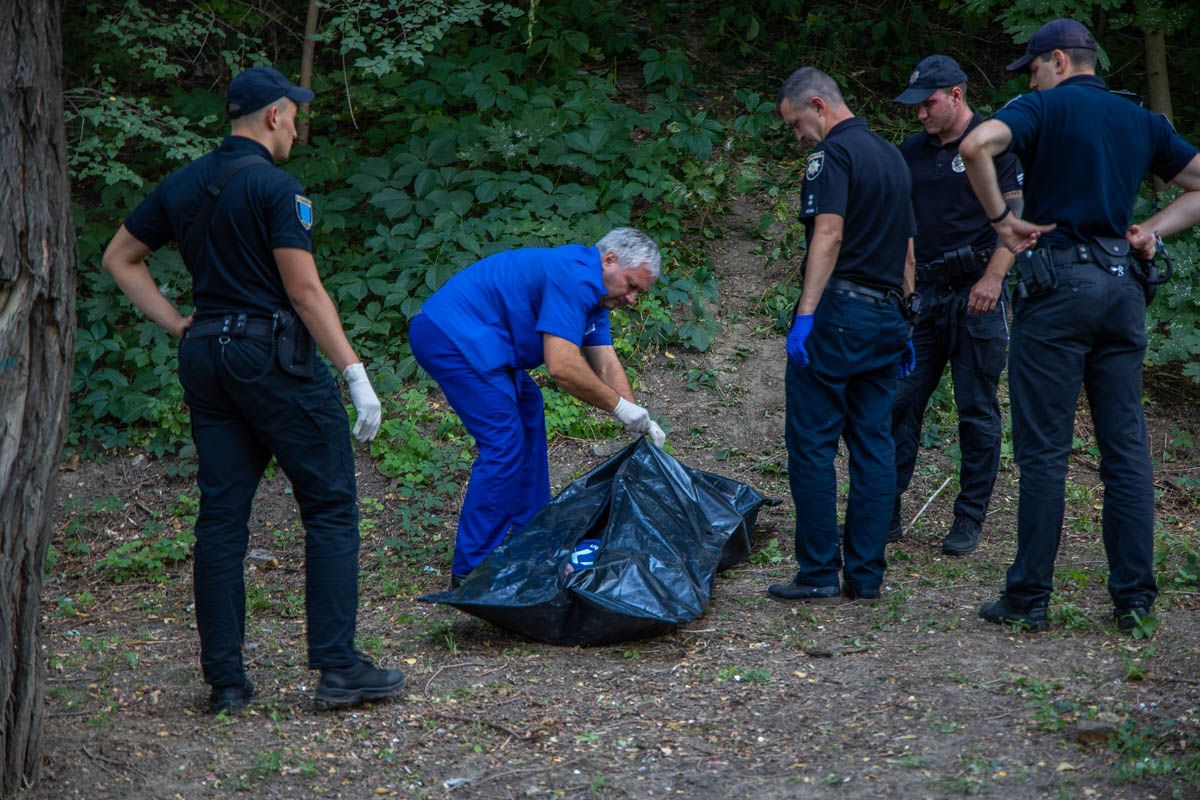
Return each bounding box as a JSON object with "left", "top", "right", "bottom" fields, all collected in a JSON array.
[
  {"left": 806, "top": 151, "right": 825, "bottom": 180},
  {"left": 295, "top": 195, "right": 314, "bottom": 230},
  {"left": 951, "top": 153, "right": 965, "bottom": 173}
]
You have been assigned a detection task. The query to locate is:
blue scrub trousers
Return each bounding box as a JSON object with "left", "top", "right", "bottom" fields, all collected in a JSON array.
[
  {"left": 409, "top": 313, "right": 552, "bottom": 577},
  {"left": 892, "top": 282, "right": 1008, "bottom": 523},
  {"left": 177, "top": 332, "right": 360, "bottom": 689},
  {"left": 1004, "top": 262, "right": 1156, "bottom": 610},
  {"left": 786, "top": 290, "right": 909, "bottom": 594}
]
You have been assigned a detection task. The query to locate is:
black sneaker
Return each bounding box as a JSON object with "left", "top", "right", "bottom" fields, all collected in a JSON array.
[
  {"left": 1114, "top": 604, "right": 1154, "bottom": 632},
  {"left": 449, "top": 572, "right": 468, "bottom": 589},
  {"left": 979, "top": 594, "right": 1049, "bottom": 632},
  {"left": 942, "top": 515, "right": 981, "bottom": 556},
  {"left": 209, "top": 679, "right": 254, "bottom": 716},
  {"left": 887, "top": 498, "right": 903, "bottom": 543},
  {"left": 766, "top": 577, "right": 841, "bottom": 604},
  {"left": 316, "top": 655, "right": 405, "bottom": 709}
]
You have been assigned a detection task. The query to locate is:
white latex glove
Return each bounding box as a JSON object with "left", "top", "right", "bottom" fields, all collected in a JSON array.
[
  {"left": 342, "top": 362, "right": 381, "bottom": 442},
  {"left": 646, "top": 420, "right": 666, "bottom": 448},
  {"left": 611, "top": 397, "right": 652, "bottom": 435}
]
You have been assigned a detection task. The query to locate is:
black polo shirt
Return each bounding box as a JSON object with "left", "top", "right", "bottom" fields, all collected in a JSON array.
[
  {"left": 124, "top": 136, "right": 314, "bottom": 319},
  {"left": 994, "top": 75, "right": 1196, "bottom": 248},
  {"left": 800, "top": 117, "right": 915, "bottom": 292},
  {"left": 900, "top": 112, "right": 1023, "bottom": 264}
]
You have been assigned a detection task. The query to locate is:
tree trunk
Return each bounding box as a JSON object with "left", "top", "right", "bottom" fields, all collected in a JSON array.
[
  {"left": 1144, "top": 28, "right": 1172, "bottom": 195},
  {"left": 0, "top": 0, "right": 77, "bottom": 797},
  {"left": 297, "top": 0, "right": 319, "bottom": 145}
]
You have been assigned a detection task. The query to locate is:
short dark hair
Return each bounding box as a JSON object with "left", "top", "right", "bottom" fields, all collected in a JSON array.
[
  {"left": 937, "top": 83, "right": 968, "bottom": 102},
  {"left": 777, "top": 67, "right": 845, "bottom": 111},
  {"left": 1038, "top": 48, "right": 1097, "bottom": 70}
]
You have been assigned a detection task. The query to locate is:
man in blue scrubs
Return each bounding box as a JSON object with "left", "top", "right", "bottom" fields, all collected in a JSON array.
[
  {"left": 103, "top": 66, "right": 404, "bottom": 712},
  {"left": 892, "top": 55, "right": 1023, "bottom": 555},
  {"left": 409, "top": 228, "right": 667, "bottom": 587},
  {"left": 961, "top": 19, "right": 1200, "bottom": 631},
  {"left": 767, "top": 67, "right": 916, "bottom": 604}
]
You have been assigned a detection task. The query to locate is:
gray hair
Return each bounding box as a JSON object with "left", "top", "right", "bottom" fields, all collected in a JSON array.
[
  {"left": 596, "top": 227, "right": 661, "bottom": 279},
  {"left": 777, "top": 67, "right": 845, "bottom": 110}
]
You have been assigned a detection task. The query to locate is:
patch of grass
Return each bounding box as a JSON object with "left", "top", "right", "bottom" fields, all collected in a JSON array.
[
  {"left": 716, "top": 665, "right": 772, "bottom": 683},
  {"left": 749, "top": 537, "right": 786, "bottom": 565}
]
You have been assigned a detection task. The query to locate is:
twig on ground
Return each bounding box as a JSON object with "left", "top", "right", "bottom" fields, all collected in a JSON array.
[
  {"left": 423, "top": 660, "right": 492, "bottom": 697},
  {"left": 908, "top": 477, "right": 953, "bottom": 530}
]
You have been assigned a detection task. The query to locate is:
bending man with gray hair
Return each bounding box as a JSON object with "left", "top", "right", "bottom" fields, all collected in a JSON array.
[{"left": 410, "top": 228, "right": 667, "bottom": 587}]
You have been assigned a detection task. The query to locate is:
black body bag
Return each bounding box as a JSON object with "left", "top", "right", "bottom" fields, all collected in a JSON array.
[{"left": 419, "top": 438, "right": 772, "bottom": 646}]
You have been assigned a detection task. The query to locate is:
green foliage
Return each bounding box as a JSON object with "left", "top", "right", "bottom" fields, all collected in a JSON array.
[
  {"left": 321, "top": 1, "right": 525, "bottom": 73},
  {"left": 1145, "top": 229, "right": 1200, "bottom": 382},
  {"left": 540, "top": 378, "right": 623, "bottom": 440},
  {"left": 67, "top": 1, "right": 739, "bottom": 456},
  {"left": 100, "top": 491, "right": 198, "bottom": 582},
  {"left": 372, "top": 389, "right": 472, "bottom": 490}
]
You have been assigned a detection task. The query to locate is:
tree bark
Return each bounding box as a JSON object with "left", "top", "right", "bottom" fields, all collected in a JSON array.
[
  {"left": 0, "top": 0, "right": 77, "bottom": 796},
  {"left": 1144, "top": 28, "right": 1172, "bottom": 195},
  {"left": 297, "top": 0, "right": 319, "bottom": 145}
]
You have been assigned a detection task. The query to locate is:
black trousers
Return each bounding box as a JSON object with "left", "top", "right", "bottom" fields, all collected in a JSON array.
[
  {"left": 178, "top": 333, "right": 360, "bottom": 688},
  {"left": 892, "top": 281, "right": 1008, "bottom": 523},
  {"left": 1004, "top": 262, "right": 1156, "bottom": 610}
]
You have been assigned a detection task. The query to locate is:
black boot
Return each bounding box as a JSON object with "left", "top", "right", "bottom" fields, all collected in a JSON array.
[
  {"left": 942, "top": 515, "right": 981, "bottom": 556},
  {"left": 979, "top": 594, "right": 1049, "bottom": 632},
  {"left": 209, "top": 679, "right": 254, "bottom": 716},
  {"left": 887, "top": 498, "right": 903, "bottom": 543},
  {"left": 316, "top": 655, "right": 406, "bottom": 709}
]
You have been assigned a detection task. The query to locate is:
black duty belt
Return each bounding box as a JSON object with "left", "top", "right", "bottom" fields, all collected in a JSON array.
[
  {"left": 826, "top": 278, "right": 903, "bottom": 309},
  {"left": 1043, "top": 243, "right": 1131, "bottom": 268},
  {"left": 915, "top": 245, "right": 993, "bottom": 287},
  {"left": 185, "top": 313, "right": 277, "bottom": 340}
]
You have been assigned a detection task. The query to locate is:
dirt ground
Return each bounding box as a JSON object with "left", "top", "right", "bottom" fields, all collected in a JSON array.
[{"left": 30, "top": 195, "right": 1200, "bottom": 799}]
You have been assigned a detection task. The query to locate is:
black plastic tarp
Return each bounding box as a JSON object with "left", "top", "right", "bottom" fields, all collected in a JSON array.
[{"left": 418, "top": 437, "right": 770, "bottom": 646}]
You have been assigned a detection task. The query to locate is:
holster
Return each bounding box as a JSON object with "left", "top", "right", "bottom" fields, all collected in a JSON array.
[
  {"left": 1014, "top": 249, "right": 1058, "bottom": 298},
  {"left": 274, "top": 309, "right": 316, "bottom": 378}
]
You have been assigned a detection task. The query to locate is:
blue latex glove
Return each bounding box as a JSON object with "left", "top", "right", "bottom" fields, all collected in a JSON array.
[
  {"left": 898, "top": 338, "right": 917, "bottom": 379},
  {"left": 786, "top": 314, "right": 815, "bottom": 367}
]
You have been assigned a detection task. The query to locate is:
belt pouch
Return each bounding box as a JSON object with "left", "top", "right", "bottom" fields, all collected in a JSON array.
[
  {"left": 275, "top": 309, "right": 316, "bottom": 378},
  {"left": 1017, "top": 249, "right": 1058, "bottom": 297},
  {"left": 1089, "top": 235, "right": 1132, "bottom": 274}
]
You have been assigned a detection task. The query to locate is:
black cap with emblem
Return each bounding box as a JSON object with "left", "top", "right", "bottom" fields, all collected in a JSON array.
[
  {"left": 894, "top": 55, "right": 969, "bottom": 105},
  {"left": 1006, "top": 18, "right": 1098, "bottom": 72}
]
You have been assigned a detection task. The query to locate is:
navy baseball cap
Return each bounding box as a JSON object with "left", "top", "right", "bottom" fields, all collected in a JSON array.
[
  {"left": 226, "top": 66, "right": 314, "bottom": 119},
  {"left": 1006, "top": 19, "right": 1097, "bottom": 72},
  {"left": 894, "top": 55, "right": 969, "bottom": 105}
]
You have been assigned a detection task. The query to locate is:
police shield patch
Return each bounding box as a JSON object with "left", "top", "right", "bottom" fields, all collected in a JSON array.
[
  {"left": 951, "top": 154, "right": 965, "bottom": 173},
  {"left": 295, "top": 195, "right": 314, "bottom": 230},
  {"left": 806, "top": 151, "right": 824, "bottom": 180}
]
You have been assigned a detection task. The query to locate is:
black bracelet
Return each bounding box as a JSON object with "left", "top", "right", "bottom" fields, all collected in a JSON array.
[{"left": 989, "top": 206, "right": 1011, "bottom": 224}]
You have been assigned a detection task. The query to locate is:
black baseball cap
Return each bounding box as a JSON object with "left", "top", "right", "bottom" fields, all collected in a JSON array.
[
  {"left": 1006, "top": 19, "right": 1097, "bottom": 72},
  {"left": 226, "top": 66, "right": 314, "bottom": 119},
  {"left": 894, "top": 55, "right": 969, "bottom": 105}
]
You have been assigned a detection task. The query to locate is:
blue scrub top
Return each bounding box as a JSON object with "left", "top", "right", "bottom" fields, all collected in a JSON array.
[
  {"left": 901, "top": 112, "right": 1023, "bottom": 264},
  {"left": 799, "top": 117, "right": 916, "bottom": 292},
  {"left": 124, "top": 136, "right": 314, "bottom": 319},
  {"left": 420, "top": 245, "right": 613, "bottom": 375},
  {"left": 994, "top": 75, "right": 1196, "bottom": 248}
]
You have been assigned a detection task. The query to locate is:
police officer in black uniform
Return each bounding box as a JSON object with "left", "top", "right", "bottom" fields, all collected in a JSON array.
[
  {"left": 960, "top": 20, "right": 1200, "bottom": 631},
  {"left": 103, "top": 66, "right": 405, "bottom": 711},
  {"left": 767, "top": 67, "right": 916, "bottom": 604},
  {"left": 891, "top": 55, "right": 1023, "bottom": 555}
]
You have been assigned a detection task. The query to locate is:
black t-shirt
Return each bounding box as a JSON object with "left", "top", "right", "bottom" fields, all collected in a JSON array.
[
  {"left": 123, "top": 136, "right": 314, "bottom": 319},
  {"left": 994, "top": 75, "right": 1196, "bottom": 248},
  {"left": 799, "top": 117, "right": 916, "bottom": 292},
  {"left": 900, "top": 112, "right": 1023, "bottom": 264}
]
